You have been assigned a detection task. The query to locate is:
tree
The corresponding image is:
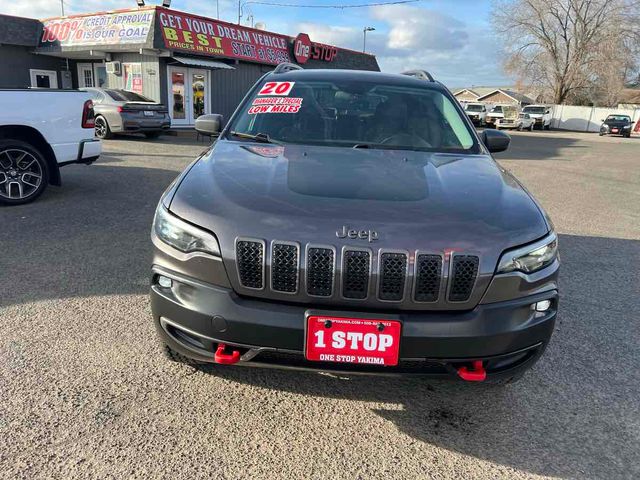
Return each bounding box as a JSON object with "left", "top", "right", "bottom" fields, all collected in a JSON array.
[{"left": 493, "top": 0, "right": 640, "bottom": 106}]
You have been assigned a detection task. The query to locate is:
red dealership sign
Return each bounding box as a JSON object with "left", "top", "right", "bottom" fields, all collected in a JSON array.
[
  {"left": 293, "top": 33, "right": 337, "bottom": 64},
  {"left": 157, "top": 8, "right": 290, "bottom": 65}
]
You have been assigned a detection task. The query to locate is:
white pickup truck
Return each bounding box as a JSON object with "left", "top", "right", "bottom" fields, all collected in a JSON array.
[{"left": 0, "top": 90, "right": 101, "bottom": 205}]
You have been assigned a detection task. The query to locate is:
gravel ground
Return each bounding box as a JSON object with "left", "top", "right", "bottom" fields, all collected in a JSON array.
[{"left": 1, "top": 131, "right": 638, "bottom": 479}]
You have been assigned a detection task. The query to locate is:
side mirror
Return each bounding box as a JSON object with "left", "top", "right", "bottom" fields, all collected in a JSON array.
[
  {"left": 195, "top": 113, "right": 223, "bottom": 137},
  {"left": 482, "top": 129, "right": 510, "bottom": 153}
]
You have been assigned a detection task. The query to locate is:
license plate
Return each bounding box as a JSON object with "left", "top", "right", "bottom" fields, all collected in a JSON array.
[
  {"left": 611, "top": 128, "right": 618, "bottom": 133},
  {"left": 305, "top": 315, "right": 401, "bottom": 366},
  {"left": 144, "top": 111, "right": 154, "bottom": 117}
]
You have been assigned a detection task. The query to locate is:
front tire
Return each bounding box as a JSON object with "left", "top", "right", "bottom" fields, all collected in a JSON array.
[
  {"left": 530, "top": 123, "right": 534, "bottom": 131},
  {"left": 94, "top": 116, "right": 112, "bottom": 140},
  {"left": 0, "top": 139, "right": 49, "bottom": 205}
]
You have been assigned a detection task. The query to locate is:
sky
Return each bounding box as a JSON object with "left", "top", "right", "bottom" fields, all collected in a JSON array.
[{"left": 0, "top": 0, "right": 512, "bottom": 88}]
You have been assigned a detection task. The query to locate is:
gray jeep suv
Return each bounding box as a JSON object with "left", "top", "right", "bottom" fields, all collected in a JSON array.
[{"left": 150, "top": 65, "right": 559, "bottom": 383}]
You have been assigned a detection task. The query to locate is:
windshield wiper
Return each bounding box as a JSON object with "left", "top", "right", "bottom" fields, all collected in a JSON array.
[{"left": 228, "top": 131, "right": 280, "bottom": 144}]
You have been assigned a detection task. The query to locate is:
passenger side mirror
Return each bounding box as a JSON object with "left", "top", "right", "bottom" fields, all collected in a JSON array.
[
  {"left": 195, "top": 114, "right": 223, "bottom": 137},
  {"left": 482, "top": 129, "right": 510, "bottom": 153}
]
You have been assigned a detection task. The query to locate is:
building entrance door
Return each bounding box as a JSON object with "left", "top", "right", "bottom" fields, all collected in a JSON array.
[
  {"left": 77, "top": 63, "right": 95, "bottom": 88},
  {"left": 167, "top": 66, "right": 210, "bottom": 126}
]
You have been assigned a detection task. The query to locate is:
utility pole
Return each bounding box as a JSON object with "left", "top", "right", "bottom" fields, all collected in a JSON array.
[
  {"left": 363, "top": 26, "right": 375, "bottom": 53},
  {"left": 60, "top": 0, "right": 65, "bottom": 15},
  {"left": 238, "top": 0, "right": 241, "bottom": 24}
]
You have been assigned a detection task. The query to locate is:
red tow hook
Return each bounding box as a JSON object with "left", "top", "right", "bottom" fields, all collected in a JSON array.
[
  {"left": 214, "top": 343, "right": 241, "bottom": 365},
  {"left": 457, "top": 360, "right": 487, "bottom": 382}
]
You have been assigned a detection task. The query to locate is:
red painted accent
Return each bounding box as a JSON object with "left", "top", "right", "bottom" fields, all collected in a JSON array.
[
  {"left": 305, "top": 316, "right": 401, "bottom": 366},
  {"left": 457, "top": 360, "right": 486, "bottom": 382},
  {"left": 293, "top": 33, "right": 312, "bottom": 64},
  {"left": 634, "top": 119, "right": 640, "bottom": 133},
  {"left": 214, "top": 344, "right": 241, "bottom": 364},
  {"left": 81, "top": 100, "right": 95, "bottom": 129}
]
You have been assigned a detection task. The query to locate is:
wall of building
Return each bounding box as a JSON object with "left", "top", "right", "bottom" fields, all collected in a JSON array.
[
  {"left": 0, "top": 45, "right": 71, "bottom": 89},
  {"left": 106, "top": 53, "right": 162, "bottom": 102}
]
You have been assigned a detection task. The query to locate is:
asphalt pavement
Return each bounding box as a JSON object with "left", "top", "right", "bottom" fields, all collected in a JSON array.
[{"left": 1, "top": 130, "right": 638, "bottom": 479}]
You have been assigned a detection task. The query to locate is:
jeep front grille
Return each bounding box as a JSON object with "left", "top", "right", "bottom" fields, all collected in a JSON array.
[
  {"left": 236, "top": 240, "right": 264, "bottom": 289},
  {"left": 378, "top": 252, "right": 407, "bottom": 301},
  {"left": 271, "top": 243, "right": 299, "bottom": 293},
  {"left": 306, "top": 247, "right": 334, "bottom": 297},
  {"left": 233, "top": 240, "right": 480, "bottom": 306},
  {"left": 342, "top": 250, "right": 371, "bottom": 299},
  {"left": 448, "top": 255, "right": 479, "bottom": 302},
  {"left": 414, "top": 254, "right": 442, "bottom": 302}
]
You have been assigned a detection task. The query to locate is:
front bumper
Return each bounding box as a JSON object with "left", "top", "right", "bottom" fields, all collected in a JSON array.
[{"left": 151, "top": 265, "right": 558, "bottom": 378}]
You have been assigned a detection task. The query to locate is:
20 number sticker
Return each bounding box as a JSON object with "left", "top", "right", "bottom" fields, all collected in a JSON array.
[{"left": 258, "top": 81, "right": 295, "bottom": 96}]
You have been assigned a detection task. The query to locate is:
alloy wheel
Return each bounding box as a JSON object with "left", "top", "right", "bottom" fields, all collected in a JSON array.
[
  {"left": 0, "top": 148, "right": 43, "bottom": 201},
  {"left": 95, "top": 117, "right": 108, "bottom": 139}
]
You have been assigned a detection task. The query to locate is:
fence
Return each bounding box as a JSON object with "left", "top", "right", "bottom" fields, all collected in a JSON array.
[{"left": 550, "top": 104, "right": 640, "bottom": 132}]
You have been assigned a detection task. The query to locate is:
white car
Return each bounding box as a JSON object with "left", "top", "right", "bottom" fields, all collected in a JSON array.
[
  {"left": 464, "top": 103, "right": 487, "bottom": 126},
  {"left": 0, "top": 89, "right": 101, "bottom": 205},
  {"left": 522, "top": 105, "right": 552, "bottom": 129},
  {"left": 485, "top": 104, "right": 508, "bottom": 128},
  {"left": 497, "top": 112, "right": 535, "bottom": 131}
]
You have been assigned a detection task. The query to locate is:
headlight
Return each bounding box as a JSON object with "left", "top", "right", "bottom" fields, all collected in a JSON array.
[
  {"left": 153, "top": 204, "right": 220, "bottom": 256},
  {"left": 497, "top": 232, "right": 558, "bottom": 274}
]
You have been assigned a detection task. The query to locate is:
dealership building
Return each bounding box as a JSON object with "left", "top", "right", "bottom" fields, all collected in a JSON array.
[{"left": 0, "top": 7, "right": 379, "bottom": 125}]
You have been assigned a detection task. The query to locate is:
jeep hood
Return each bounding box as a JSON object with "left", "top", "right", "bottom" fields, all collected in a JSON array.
[{"left": 169, "top": 141, "right": 549, "bottom": 267}]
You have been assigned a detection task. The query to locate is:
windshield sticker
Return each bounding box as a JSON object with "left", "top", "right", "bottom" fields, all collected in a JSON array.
[
  {"left": 258, "top": 81, "right": 295, "bottom": 96},
  {"left": 248, "top": 97, "right": 303, "bottom": 114}
]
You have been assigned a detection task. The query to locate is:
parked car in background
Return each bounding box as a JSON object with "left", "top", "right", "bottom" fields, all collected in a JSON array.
[
  {"left": 80, "top": 88, "right": 171, "bottom": 139},
  {"left": 497, "top": 111, "right": 535, "bottom": 131},
  {"left": 484, "top": 104, "right": 507, "bottom": 128},
  {"left": 522, "top": 105, "right": 552, "bottom": 129},
  {"left": 464, "top": 103, "right": 487, "bottom": 126},
  {"left": 0, "top": 89, "right": 101, "bottom": 205},
  {"left": 599, "top": 114, "right": 633, "bottom": 138}
]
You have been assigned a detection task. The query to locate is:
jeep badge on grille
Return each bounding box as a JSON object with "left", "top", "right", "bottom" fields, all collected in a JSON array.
[{"left": 336, "top": 225, "right": 379, "bottom": 242}]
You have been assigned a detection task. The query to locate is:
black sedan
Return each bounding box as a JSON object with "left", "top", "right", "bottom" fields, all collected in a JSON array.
[{"left": 599, "top": 114, "right": 633, "bottom": 138}]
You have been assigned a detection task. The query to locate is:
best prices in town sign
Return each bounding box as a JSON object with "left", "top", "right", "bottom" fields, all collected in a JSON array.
[
  {"left": 158, "top": 8, "right": 291, "bottom": 65},
  {"left": 40, "top": 10, "right": 154, "bottom": 46}
]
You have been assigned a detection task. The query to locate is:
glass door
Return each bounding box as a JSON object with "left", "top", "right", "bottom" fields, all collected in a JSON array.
[
  {"left": 168, "top": 66, "right": 209, "bottom": 126},
  {"left": 190, "top": 69, "right": 209, "bottom": 121},
  {"left": 168, "top": 66, "right": 188, "bottom": 126}
]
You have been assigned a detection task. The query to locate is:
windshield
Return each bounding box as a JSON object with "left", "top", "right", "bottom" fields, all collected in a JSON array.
[
  {"left": 105, "top": 89, "right": 154, "bottom": 102},
  {"left": 465, "top": 104, "right": 483, "bottom": 112},
  {"left": 227, "top": 78, "right": 477, "bottom": 153},
  {"left": 606, "top": 115, "right": 630, "bottom": 122},
  {"left": 523, "top": 106, "right": 545, "bottom": 114},
  {"left": 490, "top": 106, "right": 503, "bottom": 113}
]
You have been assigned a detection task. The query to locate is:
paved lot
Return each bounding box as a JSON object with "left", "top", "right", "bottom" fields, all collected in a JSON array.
[{"left": 1, "top": 131, "right": 638, "bottom": 479}]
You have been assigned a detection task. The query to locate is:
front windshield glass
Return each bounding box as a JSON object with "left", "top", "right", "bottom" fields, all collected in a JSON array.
[
  {"left": 606, "top": 115, "right": 631, "bottom": 122},
  {"left": 490, "top": 106, "right": 503, "bottom": 113},
  {"left": 465, "top": 104, "right": 483, "bottom": 112},
  {"left": 523, "top": 106, "right": 545, "bottom": 114},
  {"left": 227, "top": 78, "right": 477, "bottom": 152}
]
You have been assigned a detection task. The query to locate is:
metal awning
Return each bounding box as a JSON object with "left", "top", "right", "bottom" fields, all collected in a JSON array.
[{"left": 172, "top": 56, "right": 235, "bottom": 70}]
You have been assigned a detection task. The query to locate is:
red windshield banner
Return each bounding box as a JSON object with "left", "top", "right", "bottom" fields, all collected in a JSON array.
[{"left": 157, "top": 8, "right": 291, "bottom": 65}]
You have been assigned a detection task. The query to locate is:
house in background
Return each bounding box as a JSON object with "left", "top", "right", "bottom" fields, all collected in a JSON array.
[{"left": 477, "top": 89, "right": 534, "bottom": 107}]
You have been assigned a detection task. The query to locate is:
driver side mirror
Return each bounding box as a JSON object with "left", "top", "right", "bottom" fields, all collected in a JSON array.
[
  {"left": 195, "top": 114, "right": 223, "bottom": 137},
  {"left": 482, "top": 129, "right": 510, "bottom": 153}
]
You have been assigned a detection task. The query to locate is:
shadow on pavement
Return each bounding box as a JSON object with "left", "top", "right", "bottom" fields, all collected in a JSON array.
[{"left": 492, "top": 131, "right": 585, "bottom": 161}]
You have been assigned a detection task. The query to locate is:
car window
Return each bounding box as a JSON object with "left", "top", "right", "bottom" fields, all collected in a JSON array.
[
  {"left": 490, "top": 106, "right": 503, "bottom": 113},
  {"left": 606, "top": 115, "right": 631, "bottom": 122},
  {"left": 523, "top": 106, "right": 545, "bottom": 114},
  {"left": 466, "top": 105, "right": 483, "bottom": 112},
  {"left": 105, "top": 89, "right": 153, "bottom": 102},
  {"left": 228, "top": 79, "right": 478, "bottom": 153}
]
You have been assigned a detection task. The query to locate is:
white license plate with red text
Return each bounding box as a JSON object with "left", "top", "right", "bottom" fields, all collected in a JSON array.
[{"left": 305, "top": 315, "right": 401, "bottom": 366}]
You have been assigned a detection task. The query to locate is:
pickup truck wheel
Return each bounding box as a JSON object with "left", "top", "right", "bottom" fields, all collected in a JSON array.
[
  {"left": 0, "top": 140, "right": 49, "bottom": 205},
  {"left": 94, "top": 116, "right": 112, "bottom": 140},
  {"left": 530, "top": 123, "right": 534, "bottom": 131}
]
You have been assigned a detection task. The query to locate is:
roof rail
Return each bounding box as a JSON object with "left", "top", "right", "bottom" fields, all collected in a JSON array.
[
  {"left": 401, "top": 69, "right": 435, "bottom": 82},
  {"left": 273, "top": 63, "right": 303, "bottom": 74}
]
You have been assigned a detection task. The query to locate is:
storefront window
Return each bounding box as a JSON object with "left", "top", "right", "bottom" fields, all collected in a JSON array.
[
  {"left": 171, "top": 71, "right": 186, "bottom": 120},
  {"left": 95, "top": 66, "right": 107, "bottom": 88},
  {"left": 123, "top": 63, "right": 143, "bottom": 93}
]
